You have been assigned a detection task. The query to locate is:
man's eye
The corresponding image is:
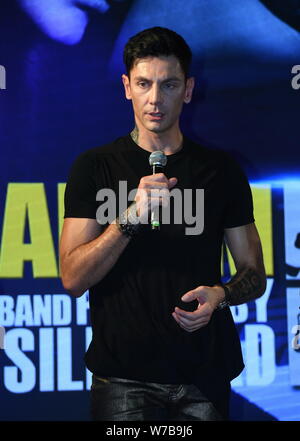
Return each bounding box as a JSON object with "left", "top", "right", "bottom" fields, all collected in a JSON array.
[
  {"left": 138, "top": 82, "right": 147, "bottom": 87},
  {"left": 164, "top": 83, "right": 176, "bottom": 89}
]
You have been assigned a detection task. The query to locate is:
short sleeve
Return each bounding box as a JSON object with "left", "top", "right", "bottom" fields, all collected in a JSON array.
[
  {"left": 64, "top": 151, "right": 98, "bottom": 219},
  {"left": 223, "top": 154, "right": 255, "bottom": 229}
]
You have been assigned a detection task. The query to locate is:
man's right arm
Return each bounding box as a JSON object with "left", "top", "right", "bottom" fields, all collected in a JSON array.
[
  {"left": 60, "top": 172, "right": 178, "bottom": 297},
  {"left": 59, "top": 218, "right": 131, "bottom": 297}
]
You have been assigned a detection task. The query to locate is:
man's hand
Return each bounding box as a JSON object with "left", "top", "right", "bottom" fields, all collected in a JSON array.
[
  {"left": 134, "top": 173, "right": 178, "bottom": 223},
  {"left": 172, "top": 285, "right": 225, "bottom": 332}
]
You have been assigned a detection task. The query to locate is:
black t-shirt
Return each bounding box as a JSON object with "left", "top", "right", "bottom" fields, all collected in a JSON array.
[{"left": 64, "top": 134, "right": 254, "bottom": 401}]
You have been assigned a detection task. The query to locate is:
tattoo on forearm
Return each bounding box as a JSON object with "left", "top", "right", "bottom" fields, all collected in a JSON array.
[
  {"left": 225, "top": 267, "right": 266, "bottom": 305},
  {"left": 130, "top": 126, "right": 139, "bottom": 144}
]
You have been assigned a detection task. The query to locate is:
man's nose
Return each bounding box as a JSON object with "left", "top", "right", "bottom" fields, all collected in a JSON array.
[{"left": 149, "top": 84, "right": 163, "bottom": 105}]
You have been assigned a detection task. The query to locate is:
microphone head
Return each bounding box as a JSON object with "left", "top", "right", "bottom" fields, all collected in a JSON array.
[{"left": 149, "top": 150, "right": 167, "bottom": 167}]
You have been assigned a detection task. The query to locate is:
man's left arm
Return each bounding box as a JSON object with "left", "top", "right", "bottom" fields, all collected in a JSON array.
[{"left": 172, "top": 223, "right": 267, "bottom": 332}]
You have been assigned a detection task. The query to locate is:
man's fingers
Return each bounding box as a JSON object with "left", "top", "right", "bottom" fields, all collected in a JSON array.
[
  {"left": 172, "top": 312, "right": 207, "bottom": 332},
  {"left": 141, "top": 173, "right": 169, "bottom": 185},
  {"left": 175, "top": 307, "right": 198, "bottom": 320},
  {"left": 181, "top": 289, "right": 201, "bottom": 302},
  {"left": 174, "top": 285, "right": 217, "bottom": 332},
  {"left": 168, "top": 177, "right": 178, "bottom": 188},
  {"left": 173, "top": 309, "right": 209, "bottom": 324},
  {"left": 172, "top": 304, "right": 211, "bottom": 332},
  {"left": 140, "top": 174, "right": 177, "bottom": 189},
  {"left": 181, "top": 286, "right": 211, "bottom": 304},
  {"left": 175, "top": 305, "right": 209, "bottom": 319},
  {"left": 174, "top": 311, "right": 208, "bottom": 327}
]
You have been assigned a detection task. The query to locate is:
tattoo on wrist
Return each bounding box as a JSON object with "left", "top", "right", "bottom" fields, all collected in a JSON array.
[{"left": 224, "top": 267, "right": 266, "bottom": 305}]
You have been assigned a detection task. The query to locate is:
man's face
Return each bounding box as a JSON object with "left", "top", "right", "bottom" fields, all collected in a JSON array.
[{"left": 122, "top": 55, "right": 194, "bottom": 135}]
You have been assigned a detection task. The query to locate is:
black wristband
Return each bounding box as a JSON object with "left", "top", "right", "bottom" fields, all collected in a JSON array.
[{"left": 216, "top": 284, "right": 231, "bottom": 310}]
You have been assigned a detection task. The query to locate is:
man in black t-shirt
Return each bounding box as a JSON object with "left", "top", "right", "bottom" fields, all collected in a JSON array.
[{"left": 60, "top": 27, "right": 266, "bottom": 421}]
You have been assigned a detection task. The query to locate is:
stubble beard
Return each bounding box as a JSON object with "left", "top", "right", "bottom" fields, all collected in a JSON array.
[{"left": 144, "top": 116, "right": 175, "bottom": 135}]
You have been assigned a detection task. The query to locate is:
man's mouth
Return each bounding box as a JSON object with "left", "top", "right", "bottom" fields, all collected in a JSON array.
[{"left": 147, "top": 112, "right": 165, "bottom": 121}]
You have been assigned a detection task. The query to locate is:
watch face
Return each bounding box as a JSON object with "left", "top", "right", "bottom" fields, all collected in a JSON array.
[
  {"left": 117, "top": 214, "right": 141, "bottom": 238},
  {"left": 117, "top": 221, "right": 131, "bottom": 238},
  {"left": 217, "top": 301, "right": 230, "bottom": 310}
]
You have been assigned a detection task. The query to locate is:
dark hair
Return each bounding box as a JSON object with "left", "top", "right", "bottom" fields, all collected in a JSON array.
[{"left": 123, "top": 27, "right": 192, "bottom": 79}]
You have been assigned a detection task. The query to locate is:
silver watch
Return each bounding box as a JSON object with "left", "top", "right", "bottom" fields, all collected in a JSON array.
[{"left": 116, "top": 202, "right": 141, "bottom": 238}]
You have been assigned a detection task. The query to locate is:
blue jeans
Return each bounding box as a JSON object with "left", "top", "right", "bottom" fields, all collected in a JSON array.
[{"left": 90, "top": 375, "right": 228, "bottom": 421}]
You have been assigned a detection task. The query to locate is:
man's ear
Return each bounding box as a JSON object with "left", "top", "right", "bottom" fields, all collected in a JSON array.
[
  {"left": 183, "top": 77, "right": 195, "bottom": 104},
  {"left": 122, "top": 74, "right": 132, "bottom": 100}
]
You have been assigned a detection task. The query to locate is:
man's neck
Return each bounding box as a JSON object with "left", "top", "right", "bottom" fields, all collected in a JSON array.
[{"left": 130, "top": 125, "right": 183, "bottom": 156}]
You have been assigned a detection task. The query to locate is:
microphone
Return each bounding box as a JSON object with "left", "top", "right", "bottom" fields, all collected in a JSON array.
[{"left": 149, "top": 150, "right": 167, "bottom": 230}]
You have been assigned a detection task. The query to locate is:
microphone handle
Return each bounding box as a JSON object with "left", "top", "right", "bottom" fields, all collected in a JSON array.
[{"left": 151, "top": 164, "right": 164, "bottom": 230}]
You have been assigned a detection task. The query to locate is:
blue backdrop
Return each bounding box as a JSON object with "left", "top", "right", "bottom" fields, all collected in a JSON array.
[{"left": 0, "top": 0, "right": 300, "bottom": 421}]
